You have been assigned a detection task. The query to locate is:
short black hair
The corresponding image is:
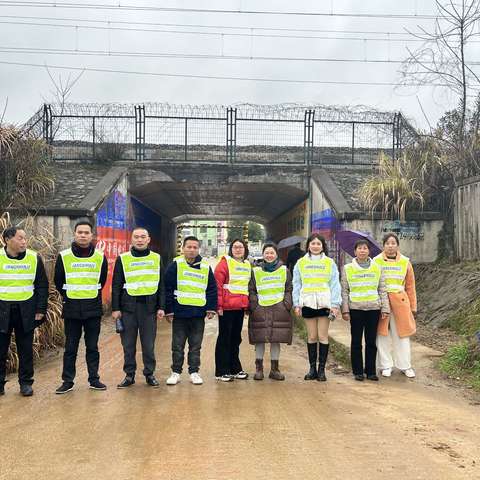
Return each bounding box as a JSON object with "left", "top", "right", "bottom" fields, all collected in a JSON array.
[
  {"left": 262, "top": 242, "right": 279, "bottom": 255},
  {"left": 382, "top": 232, "right": 400, "bottom": 246},
  {"left": 132, "top": 226, "right": 150, "bottom": 236},
  {"left": 354, "top": 239, "right": 371, "bottom": 252},
  {"left": 2, "top": 226, "right": 24, "bottom": 242},
  {"left": 228, "top": 238, "right": 249, "bottom": 259},
  {"left": 74, "top": 220, "right": 93, "bottom": 232},
  {"left": 183, "top": 235, "right": 200, "bottom": 247}
]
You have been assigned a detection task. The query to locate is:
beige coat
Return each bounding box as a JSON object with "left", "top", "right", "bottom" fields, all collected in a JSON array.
[{"left": 376, "top": 252, "right": 417, "bottom": 338}]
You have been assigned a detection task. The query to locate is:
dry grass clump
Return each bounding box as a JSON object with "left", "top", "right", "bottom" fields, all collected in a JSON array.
[{"left": 0, "top": 212, "right": 64, "bottom": 372}]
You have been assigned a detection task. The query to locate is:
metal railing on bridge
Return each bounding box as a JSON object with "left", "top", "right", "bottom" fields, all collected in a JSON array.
[{"left": 24, "top": 103, "right": 417, "bottom": 165}]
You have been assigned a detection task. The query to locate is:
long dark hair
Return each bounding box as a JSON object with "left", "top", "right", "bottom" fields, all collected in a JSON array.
[
  {"left": 228, "top": 238, "right": 249, "bottom": 259},
  {"left": 306, "top": 233, "right": 329, "bottom": 256}
]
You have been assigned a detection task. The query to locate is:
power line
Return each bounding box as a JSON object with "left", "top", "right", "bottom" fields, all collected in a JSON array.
[
  {"left": 0, "top": 14, "right": 434, "bottom": 36},
  {"left": 0, "top": 59, "right": 464, "bottom": 88},
  {"left": 0, "top": 19, "right": 432, "bottom": 43},
  {"left": 0, "top": 1, "right": 441, "bottom": 19},
  {"left": 5, "top": 45, "right": 480, "bottom": 66}
]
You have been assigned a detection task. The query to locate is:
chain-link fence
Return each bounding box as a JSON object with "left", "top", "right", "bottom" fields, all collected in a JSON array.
[{"left": 25, "top": 103, "right": 416, "bottom": 165}]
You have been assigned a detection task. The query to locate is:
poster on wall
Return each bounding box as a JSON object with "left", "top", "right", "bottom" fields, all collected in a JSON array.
[
  {"left": 96, "top": 177, "right": 131, "bottom": 302},
  {"left": 311, "top": 208, "right": 342, "bottom": 263}
]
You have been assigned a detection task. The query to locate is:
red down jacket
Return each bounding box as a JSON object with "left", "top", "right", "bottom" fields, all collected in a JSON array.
[{"left": 214, "top": 256, "right": 250, "bottom": 311}]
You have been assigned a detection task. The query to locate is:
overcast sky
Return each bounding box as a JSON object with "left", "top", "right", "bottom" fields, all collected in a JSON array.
[{"left": 0, "top": 0, "right": 478, "bottom": 128}]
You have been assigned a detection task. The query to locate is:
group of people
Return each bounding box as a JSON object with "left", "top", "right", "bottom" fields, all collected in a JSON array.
[{"left": 0, "top": 219, "right": 417, "bottom": 397}]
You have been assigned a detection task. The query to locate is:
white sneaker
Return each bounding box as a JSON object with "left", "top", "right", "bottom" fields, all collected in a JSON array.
[
  {"left": 403, "top": 368, "right": 416, "bottom": 378},
  {"left": 190, "top": 372, "right": 203, "bottom": 385},
  {"left": 381, "top": 368, "right": 392, "bottom": 377},
  {"left": 215, "top": 375, "right": 234, "bottom": 382},
  {"left": 166, "top": 372, "right": 181, "bottom": 385},
  {"left": 234, "top": 371, "right": 249, "bottom": 380}
]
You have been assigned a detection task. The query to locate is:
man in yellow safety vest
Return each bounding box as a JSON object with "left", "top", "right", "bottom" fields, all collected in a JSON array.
[
  {"left": 164, "top": 236, "right": 217, "bottom": 386},
  {"left": 54, "top": 220, "right": 108, "bottom": 394},
  {"left": 112, "top": 227, "right": 165, "bottom": 389},
  {"left": 0, "top": 227, "right": 48, "bottom": 397}
]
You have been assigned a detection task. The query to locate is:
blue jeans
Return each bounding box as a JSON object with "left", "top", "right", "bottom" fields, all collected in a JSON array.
[{"left": 171, "top": 317, "right": 205, "bottom": 374}]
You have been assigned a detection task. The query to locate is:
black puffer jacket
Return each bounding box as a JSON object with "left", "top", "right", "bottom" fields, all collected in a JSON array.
[{"left": 54, "top": 243, "right": 108, "bottom": 320}]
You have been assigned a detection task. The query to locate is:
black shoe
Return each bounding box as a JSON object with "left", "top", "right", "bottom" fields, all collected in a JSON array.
[
  {"left": 146, "top": 375, "right": 160, "bottom": 388},
  {"left": 20, "top": 384, "right": 33, "bottom": 397},
  {"left": 0, "top": 383, "right": 5, "bottom": 396},
  {"left": 354, "top": 374, "right": 365, "bottom": 381},
  {"left": 366, "top": 374, "right": 379, "bottom": 381},
  {"left": 117, "top": 376, "right": 135, "bottom": 389},
  {"left": 317, "top": 343, "right": 329, "bottom": 382},
  {"left": 55, "top": 382, "right": 74, "bottom": 394},
  {"left": 89, "top": 380, "right": 107, "bottom": 391},
  {"left": 304, "top": 343, "right": 318, "bottom": 380}
]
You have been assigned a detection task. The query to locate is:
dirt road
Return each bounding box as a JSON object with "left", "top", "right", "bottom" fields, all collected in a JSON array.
[{"left": 0, "top": 318, "right": 479, "bottom": 480}]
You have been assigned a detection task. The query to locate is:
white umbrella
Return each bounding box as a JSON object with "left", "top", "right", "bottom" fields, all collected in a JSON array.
[{"left": 277, "top": 235, "right": 306, "bottom": 249}]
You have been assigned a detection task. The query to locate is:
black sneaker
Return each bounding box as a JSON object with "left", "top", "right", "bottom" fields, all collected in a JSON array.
[
  {"left": 146, "top": 375, "right": 160, "bottom": 388},
  {"left": 0, "top": 383, "right": 5, "bottom": 396},
  {"left": 89, "top": 380, "right": 107, "bottom": 391},
  {"left": 20, "top": 384, "right": 33, "bottom": 396},
  {"left": 55, "top": 382, "right": 74, "bottom": 394},
  {"left": 354, "top": 374, "right": 365, "bottom": 382},
  {"left": 366, "top": 374, "right": 379, "bottom": 381},
  {"left": 117, "top": 376, "right": 135, "bottom": 389}
]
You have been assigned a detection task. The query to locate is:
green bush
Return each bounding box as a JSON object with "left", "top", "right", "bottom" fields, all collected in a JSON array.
[{"left": 439, "top": 340, "right": 480, "bottom": 390}]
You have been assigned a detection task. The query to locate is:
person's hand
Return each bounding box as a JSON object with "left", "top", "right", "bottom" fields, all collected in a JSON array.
[
  {"left": 381, "top": 312, "right": 390, "bottom": 322},
  {"left": 157, "top": 309, "right": 165, "bottom": 320},
  {"left": 206, "top": 311, "right": 216, "bottom": 320},
  {"left": 35, "top": 313, "right": 44, "bottom": 321},
  {"left": 112, "top": 310, "right": 122, "bottom": 321},
  {"left": 165, "top": 314, "right": 173, "bottom": 324},
  {"left": 294, "top": 307, "right": 301, "bottom": 316},
  {"left": 330, "top": 307, "right": 340, "bottom": 318},
  {"left": 217, "top": 308, "right": 224, "bottom": 317},
  {"left": 342, "top": 312, "right": 350, "bottom": 322}
]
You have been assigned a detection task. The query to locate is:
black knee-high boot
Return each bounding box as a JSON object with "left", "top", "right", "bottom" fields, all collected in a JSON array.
[
  {"left": 317, "top": 343, "right": 329, "bottom": 382},
  {"left": 304, "top": 343, "right": 318, "bottom": 380}
]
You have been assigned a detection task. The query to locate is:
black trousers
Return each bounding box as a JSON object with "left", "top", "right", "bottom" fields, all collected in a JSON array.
[
  {"left": 214, "top": 310, "right": 244, "bottom": 376},
  {"left": 350, "top": 309, "right": 380, "bottom": 376},
  {"left": 171, "top": 317, "right": 205, "bottom": 374},
  {"left": 0, "top": 307, "right": 34, "bottom": 386},
  {"left": 120, "top": 303, "right": 157, "bottom": 378},
  {"left": 62, "top": 316, "right": 101, "bottom": 384}
]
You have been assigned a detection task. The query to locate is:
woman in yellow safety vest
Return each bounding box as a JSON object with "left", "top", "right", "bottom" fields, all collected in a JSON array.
[
  {"left": 248, "top": 242, "right": 293, "bottom": 381},
  {"left": 214, "top": 239, "right": 251, "bottom": 382},
  {"left": 374, "top": 232, "right": 417, "bottom": 379},
  {"left": 293, "top": 233, "right": 341, "bottom": 382},
  {"left": 341, "top": 239, "right": 390, "bottom": 382}
]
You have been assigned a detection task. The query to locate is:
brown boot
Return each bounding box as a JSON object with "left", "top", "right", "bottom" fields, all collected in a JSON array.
[
  {"left": 254, "top": 359, "right": 264, "bottom": 380},
  {"left": 269, "top": 360, "right": 285, "bottom": 381}
]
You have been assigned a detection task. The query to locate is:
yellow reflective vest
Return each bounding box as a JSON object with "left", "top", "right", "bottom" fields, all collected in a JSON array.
[
  {"left": 373, "top": 254, "right": 409, "bottom": 293},
  {"left": 223, "top": 255, "right": 251, "bottom": 295},
  {"left": 120, "top": 251, "right": 160, "bottom": 296},
  {"left": 0, "top": 248, "right": 37, "bottom": 301},
  {"left": 61, "top": 248, "right": 103, "bottom": 300},
  {"left": 297, "top": 255, "right": 333, "bottom": 294},
  {"left": 175, "top": 257, "right": 209, "bottom": 306},
  {"left": 345, "top": 260, "right": 381, "bottom": 303},
  {"left": 253, "top": 266, "right": 287, "bottom": 307}
]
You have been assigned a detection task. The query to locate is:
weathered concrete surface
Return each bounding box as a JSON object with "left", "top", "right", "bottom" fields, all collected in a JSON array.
[
  {"left": 0, "top": 318, "right": 479, "bottom": 480},
  {"left": 128, "top": 164, "right": 309, "bottom": 224}
]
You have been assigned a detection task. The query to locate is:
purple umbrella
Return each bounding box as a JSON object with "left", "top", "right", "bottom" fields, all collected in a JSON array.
[{"left": 335, "top": 230, "right": 382, "bottom": 258}]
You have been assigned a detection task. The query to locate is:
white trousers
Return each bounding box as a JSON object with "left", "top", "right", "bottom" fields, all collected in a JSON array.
[{"left": 376, "top": 313, "right": 412, "bottom": 370}]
